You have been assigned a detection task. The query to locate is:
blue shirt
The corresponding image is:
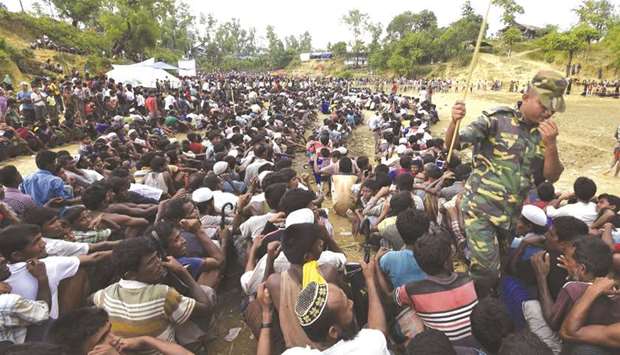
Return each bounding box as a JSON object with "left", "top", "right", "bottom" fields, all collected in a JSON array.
[
  {"left": 20, "top": 169, "right": 72, "bottom": 206},
  {"left": 17, "top": 91, "right": 33, "bottom": 110},
  {"left": 177, "top": 256, "right": 204, "bottom": 279},
  {"left": 379, "top": 249, "right": 426, "bottom": 288}
]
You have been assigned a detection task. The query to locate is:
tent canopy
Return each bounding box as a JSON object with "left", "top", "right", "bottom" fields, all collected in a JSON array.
[
  {"left": 152, "top": 61, "right": 178, "bottom": 70},
  {"left": 106, "top": 64, "right": 181, "bottom": 88}
]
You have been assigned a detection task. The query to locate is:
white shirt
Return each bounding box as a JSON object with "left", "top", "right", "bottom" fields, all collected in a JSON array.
[
  {"left": 136, "top": 94, "right": 145, "bottom": 107},
  {"left": 546, "top": 201, "right": 598, "bottom": 226},
  {"left": 244, "top": 158, "right": 270, "bottom": 186},
  {"left": 164, "top": 95, "right": 176, "bottom": 110},
  {"left": 6, "top": 256, "right": 80, "bottom": 318},
  {"left": 368, "top": 115, "right": 381, "bottom": 130},
  {"left": 44, "top": 238, "right": 89, "bottom": 257},
  {"left": 239, "top": 213, "right": 276, "bottom": 241},
  {"left": 240, "top": 250, "right": 346, "bottom": 295},
  {"left": 282, "top": 329, "right": 390, "bottom": 355}
]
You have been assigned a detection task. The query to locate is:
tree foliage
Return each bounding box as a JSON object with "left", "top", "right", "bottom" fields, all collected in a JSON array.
[
  {"left": 492, "top": 0, "right": 525, "bottom": 25},
  {"left": 51, "top": 0, "right": 100, "bottom": 27},
  {"left": 605, "top": 23, "right": 620, "bottom": 69},
  {"left": 542, "top": 26, "right": 596, "bottom": 75},
  {"left": 329, "top": 41, "right": 347, "bottom": 57},
  {"left": 386, "top": 10, "right": 437, "bottom": 40},
  {"left": 366, "top": 6, "right": 484, "bottom": 76},
  {"left": 342, "top": 9, "right": 370, "bottom": 53},
  {"left": 574, "top": 0, "right": 616, "bottom": 35},
  {"left": 501, "top": 26, "right": 523, "bottom": 56}
]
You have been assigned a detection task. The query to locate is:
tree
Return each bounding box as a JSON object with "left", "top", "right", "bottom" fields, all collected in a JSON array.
[
  {"left": 265, "top": 25, "right": 290, "bottom": 68},
  {"left": 31, "top": 1, "right": 46, "bottom": 17},
  {"left": 341, "top": 9, "right": 369, "bottom": 54},
  {"left": 435, "top": 12, "right": 484, "bottom": 62},
  {"left": 386, "top": 32, "right": 434, "bottom": 76},
  {"left": 98, "top": 0, "right": 159, "bottom": 58},
  {"left": 299, "top": 31, "right": 312, "bottom": 52},
  {"left": 461, "top": 0, "right": 476, "bottom": 18},
  {"left": 386, "top": 10, "right": 437, "bottom": 40},
  {"left": 366, "top": 21, "right": 383, "bottom": 53},
  {"left": 329, "top": 41, "right": 347, "bottom": 57},
  {"left": 386, "top": 11, "right": 414, "bottom": 40},
  {"left": 51, "top": 0, "right": 101, "bottom": 27},
  {"left": 492, "top": 0, "right": 524, "bottom": 25},
  {"left": 574, "top": 0, "right": 616, "bottom": 35},
  {"left": 543, "top": 29, "right": 588, "bottom": 76},
  {"left": 501, "top": 26, "right": 523, "bottom": 56},
  {"left": 605, "top": 24, "right": 620, "bottom": 71},
  {"left": 572, "top": 23, "right": 601, "bottom": 59},
  {"left": 157, "top": 1, "right": 195, "bottom": 53}
]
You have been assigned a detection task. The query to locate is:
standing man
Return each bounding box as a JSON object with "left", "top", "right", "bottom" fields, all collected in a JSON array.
[
  {"left": 16, "top": 82, "right": 35, "bottom": 125},
  {"left": 445, "top": 70, "right": 566, "bottom": 296}
]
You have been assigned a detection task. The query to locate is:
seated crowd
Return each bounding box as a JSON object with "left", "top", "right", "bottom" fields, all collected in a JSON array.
[{"left": 0, "top": 72, "right": 618, "bottom": 355}]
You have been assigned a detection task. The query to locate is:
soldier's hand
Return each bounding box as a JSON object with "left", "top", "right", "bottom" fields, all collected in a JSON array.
[
  {"left": 451, "top": 101, "right": 466, "bottom": 123},
  {"left": 538, "top": 119, "right": 559, "bottom": 145}
]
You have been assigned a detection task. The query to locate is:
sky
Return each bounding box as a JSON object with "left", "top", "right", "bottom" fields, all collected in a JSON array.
[{"left": 6, "top": 0, "right": 620, "bottom": 49}]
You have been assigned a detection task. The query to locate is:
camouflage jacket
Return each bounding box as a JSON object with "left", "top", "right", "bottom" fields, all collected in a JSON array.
[{"left": 459, "top": 106, "right": 544, "bottom": 226}]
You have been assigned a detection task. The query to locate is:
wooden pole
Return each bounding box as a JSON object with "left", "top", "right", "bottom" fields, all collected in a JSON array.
[{"left": 446, "top": 1, "right": 492, "bottom": 163}]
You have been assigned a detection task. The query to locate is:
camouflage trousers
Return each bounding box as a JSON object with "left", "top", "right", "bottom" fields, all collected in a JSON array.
[{"left": 460, "top": 194, "right": 515, "bottom": 287}]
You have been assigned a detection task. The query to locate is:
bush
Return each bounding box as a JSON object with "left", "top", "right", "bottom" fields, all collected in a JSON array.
[
  {"left": 544, "top": 52, "right": 556, "bottom": 63},
  {"left": 410, "top": 65, "right": 433, "bottom": 78},
  {"left": 335, "top": 69, "right": 354, "bottom": 79},
  {"left": 84, "top": 55, "right": 112, "bottom": 74}
]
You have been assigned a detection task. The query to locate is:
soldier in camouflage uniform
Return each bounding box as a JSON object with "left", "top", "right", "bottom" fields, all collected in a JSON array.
[{"left": 445, "top": 70, "right": 567, "bottom": 295}]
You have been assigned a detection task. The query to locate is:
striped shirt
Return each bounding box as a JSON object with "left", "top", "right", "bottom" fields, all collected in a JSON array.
[
  {"left": 394, "top": 272, "right": 478, "bottom": 346},
  {"left": 92, "top": 279, "right": 195, "bottom": 355},
  {"left": 0, "top": 293, "right": 49, "bottom": 344}
]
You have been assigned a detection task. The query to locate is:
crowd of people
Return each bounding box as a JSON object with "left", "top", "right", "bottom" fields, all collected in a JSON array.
[
  {"left": 0, "top": 68, "right": 617, "bottom": 355},
  {"left": 29, "top": 35, "right": 87, "bottom": 56}
]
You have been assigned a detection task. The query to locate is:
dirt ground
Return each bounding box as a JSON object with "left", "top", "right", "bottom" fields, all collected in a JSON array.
[{"left": 427, "top": 90, "right": 620, "bottom": 195}]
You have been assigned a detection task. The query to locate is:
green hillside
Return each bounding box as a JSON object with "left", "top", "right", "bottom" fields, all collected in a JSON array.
[{"left": 0, "top": 9, "right": 115, "bottom": 83}]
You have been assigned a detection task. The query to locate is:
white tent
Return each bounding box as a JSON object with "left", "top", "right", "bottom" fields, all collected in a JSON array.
[
  {"left": 178, "top": 59, "right": 196, "bottom": 77},
  {"left": 152, "top": 61, "right": 179, "bottom": 70},
  {"left": 106, "top": 59, "right": 181, "bottom": 88},
  {"left": 106, "top": 66, "right": 181, "bottom": 89}
]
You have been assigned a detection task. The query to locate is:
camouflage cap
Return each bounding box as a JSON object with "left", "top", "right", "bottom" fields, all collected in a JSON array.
[{"left": 530, "top": 70, "right": 567, "bottom": 113}]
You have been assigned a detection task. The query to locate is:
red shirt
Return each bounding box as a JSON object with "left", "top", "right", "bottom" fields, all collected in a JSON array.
[
  {"left": 189, "top": 142, "right": 204, "bottom": 154},
  {"left": 145, "top": 96, "right": 158, "bottom": 114}
]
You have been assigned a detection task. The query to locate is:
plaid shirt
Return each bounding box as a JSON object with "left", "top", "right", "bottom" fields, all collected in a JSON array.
[
  {"left": 72, "top": 229, "right": 112, "bottom": 244},
  {"left": 0, "top": 293, "right": 49, "bottom": 344}
]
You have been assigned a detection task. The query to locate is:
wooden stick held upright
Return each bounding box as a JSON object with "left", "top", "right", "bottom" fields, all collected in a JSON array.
[{"left": 446, "top": 1, "right": 493, "bottom": 163}]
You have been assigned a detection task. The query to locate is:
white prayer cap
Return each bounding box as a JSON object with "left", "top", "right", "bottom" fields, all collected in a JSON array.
[
  {"left": 285, "top": 208, "right": 315, "bottom": 229},
  {"left": 521, "top": 204, "right": 547, "bottom": 227},
  {"left": 192, "top": 187, "right": 214, "bottom": 203},
  {"left": 335, "top": 147, "right": 348, "bottom": 155},
  {"left": 213, "top": 161, "right": 229, "bottom": 175},
  {"left": 396, "top": 145, "right": 407, "bottom": 155}
]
